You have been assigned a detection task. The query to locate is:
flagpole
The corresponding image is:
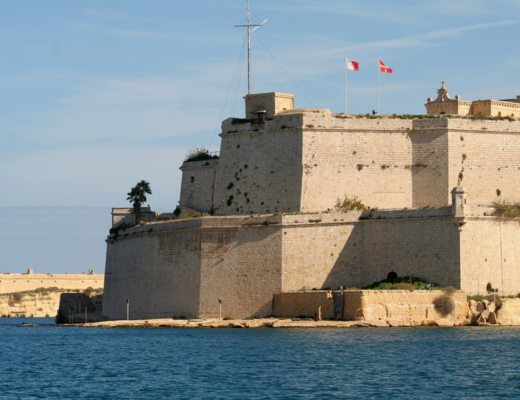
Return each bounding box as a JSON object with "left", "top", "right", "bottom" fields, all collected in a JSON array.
[
  {"left": 377, "top": 58, "right": 380, "bottom": 115},
  {"left": 345, "top": 57, "right": 347, "bottom": 114}
]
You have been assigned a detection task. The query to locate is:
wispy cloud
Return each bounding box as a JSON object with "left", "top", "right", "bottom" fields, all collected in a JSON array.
[{"left": 324, "top": 20, "right": 519, "bottom": 55}]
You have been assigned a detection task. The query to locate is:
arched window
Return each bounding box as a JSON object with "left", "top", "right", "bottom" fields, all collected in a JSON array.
[
  {"left": 498, "top": 112, "right": 502, "bottom": 116},
  {"left": 440, "top": 112, "right": 446, "bottom": 115}
]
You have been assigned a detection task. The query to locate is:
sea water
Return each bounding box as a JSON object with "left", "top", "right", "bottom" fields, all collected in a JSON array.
[{"left": 1, "top": 318, "right": 520, "bottom": 399}]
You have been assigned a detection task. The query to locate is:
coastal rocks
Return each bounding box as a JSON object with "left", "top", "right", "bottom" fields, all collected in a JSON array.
[
  {"left": 436, "top": 319, "right": 454, "bottom": 327},
  {"left": 496, "top": 298, "right": 520, "bottom": 325}
]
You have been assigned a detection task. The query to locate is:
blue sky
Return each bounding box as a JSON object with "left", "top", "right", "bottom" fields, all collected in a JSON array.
[{"left": 1, "top": 1, "right": 519, "bottom": 273}]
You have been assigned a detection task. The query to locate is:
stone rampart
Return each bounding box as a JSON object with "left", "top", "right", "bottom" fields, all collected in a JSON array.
[
  {"left": 188, "top": 113, "right": 520, "bottom": 217},
  {"left": 273, "top": 290, "right": 468, "bottom": 323},
  {"left": 0, "top": 273, "right": 104, "bottom": 294}
]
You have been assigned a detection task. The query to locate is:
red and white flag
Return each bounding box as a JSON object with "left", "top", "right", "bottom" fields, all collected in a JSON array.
[
  {"left": 346, "top": 58, "right": 359, "bottom": 71},
  {"left": 379, "top": 60, "right": 392, "bottom": 73}
]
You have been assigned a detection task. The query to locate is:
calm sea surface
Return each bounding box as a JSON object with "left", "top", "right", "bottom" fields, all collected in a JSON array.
[{"left": 1, "top": 318, "right": 520, "bottom": 399}]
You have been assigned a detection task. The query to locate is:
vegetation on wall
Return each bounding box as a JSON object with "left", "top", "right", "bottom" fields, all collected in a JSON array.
[
  {"left": 335, "top": 196, "right": 367, "bottom": 212},
  {"left": 362, "top": 276, "right": 442, "bottom": 291},
  {"left": 184, "top": 147, "right": 219, "bottom": 162},
  {"left": 491, "top": 200, "right": 520, "bottom": 218}
]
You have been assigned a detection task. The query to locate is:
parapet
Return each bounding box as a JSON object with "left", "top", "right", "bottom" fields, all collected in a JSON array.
[{"left": 244, "top": 92, "right": 295, "bottom": 119}]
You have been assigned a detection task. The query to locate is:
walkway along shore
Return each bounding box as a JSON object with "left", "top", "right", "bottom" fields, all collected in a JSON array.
[{"left": 41, "top": 317, "right": 520, "bottom": 329}]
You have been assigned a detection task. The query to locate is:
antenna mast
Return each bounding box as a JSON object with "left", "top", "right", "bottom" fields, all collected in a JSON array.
[{"left": 235, "top": 0, "right": 268, "bottom": 94}]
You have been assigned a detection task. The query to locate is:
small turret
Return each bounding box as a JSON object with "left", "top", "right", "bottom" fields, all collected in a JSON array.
[{"left": 451, "top": 185, "right": 468, "bottom": 218}]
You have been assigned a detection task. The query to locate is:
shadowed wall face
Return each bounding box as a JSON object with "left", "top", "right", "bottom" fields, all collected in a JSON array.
[
  {"left": 198, "top": 227, "right": 283, "bottom": 319},
  {"left": 103, "top": 231, "right": 202, "bottom": 320}
]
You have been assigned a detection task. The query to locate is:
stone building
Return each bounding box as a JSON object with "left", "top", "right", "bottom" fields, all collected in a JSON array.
[
  {"left": 426, "top": 82, "right": 520, "bottom": 117},
  {"left": 102, "top": 90, "right": 520, "bottom": 320}
]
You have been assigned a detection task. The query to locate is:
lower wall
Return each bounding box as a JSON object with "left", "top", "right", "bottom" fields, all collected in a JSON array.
[
  {"left": 281, "top": 213, "right": 461, "bottom": 291},
  {"left": 0, "top": 274, "right": 104, "bottom": 294},
  {"left": 461, "top": 218, "right": 520, "bottom": 295},
  {"left": 273, "top": 290, "right": 468, "bottom": 322},
  {"left": 103, "top": 231, "right": 202, "bottom": 320}
]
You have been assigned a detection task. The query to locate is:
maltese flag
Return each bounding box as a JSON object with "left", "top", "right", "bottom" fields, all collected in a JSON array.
[
  {"left": 346, "top": 58, "right": 359, "bottom": 71},
  {"left": 379, "top": 60, "right": 393, "bottom": 73}
]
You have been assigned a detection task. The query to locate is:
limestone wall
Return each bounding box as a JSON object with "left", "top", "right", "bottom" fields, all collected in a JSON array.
[
  {"left": 460, "top": 218, "right": 520, "bottom": 296},
  {"left": 178, "top": 159, "right": 218, "bottom": 213},
  {"left": 0, "top": 273, "right": 104, "bottom": 294},
  {"left": 299, "top": 126, "right": 413, "bottom": 211},
  {"left": 103, "top": 216, "right": 283, "bottom": 320},
  {"left": 273, "top": 290, "right": 468, "bottom": 323},
  {"left": 212, "top": 128, "right": 304, "bottom": 215},
  {"left": 198, "top": 226, "right": 282, "bottom": 319},
  {"left": 446, "top": 122, "right": 520, "bottom": 206},
  {"left": 280, "top": 210, "right": 460, "bottom": 291},
  {"left": 103, "top": 229, "right": 202, "bottom": 320}
]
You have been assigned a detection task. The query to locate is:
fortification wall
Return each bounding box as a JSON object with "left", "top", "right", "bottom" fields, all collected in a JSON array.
[
  {"left": 446, "top": 119, "right": 520, "bottom": 206},
  {"left": 212, "top": 128, "right": 303, "bottom": 215},
  {"left": 179, "top": 159, "right": 218, "bottom": 212},
  {"left": 300, "top": 128, "right": 413, "bottom": 211},
  {"left": 460, "top": 218, "right": 520, "bottom": 296},
  {"left": 103, "top": 230, "right": 202, "bottom": 320},
  {"left": 0, "top": 273, "right": 104, "bottom": 294},
  {"left": 103, "top": 216, "right": 284, "bottom": 319},
  {"left": 280, "top": 210, "right": 460, "bottom": 291},
  {"left": 273, "top": 290, "right": 468, "bottom": 322},
  {"left": 198, "top": 225, "right": 282, "bottom": 319}
]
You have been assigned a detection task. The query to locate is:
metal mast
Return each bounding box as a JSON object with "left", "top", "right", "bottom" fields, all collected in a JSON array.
[{"left": 235, "top": 0, "right": 268, "bottom": 94}]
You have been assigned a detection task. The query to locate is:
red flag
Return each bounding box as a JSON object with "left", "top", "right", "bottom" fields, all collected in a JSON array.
[
  {"left": 379, "top": 60, "right": 393, "bottom": 73},
  {"left": 346, "top": 58, "right": 359, "bottom": 71}
]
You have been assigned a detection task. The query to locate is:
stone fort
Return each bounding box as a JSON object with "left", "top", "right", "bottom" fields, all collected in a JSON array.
[{"left": 102, "top": 83, "right": 520, "bottom": 320}]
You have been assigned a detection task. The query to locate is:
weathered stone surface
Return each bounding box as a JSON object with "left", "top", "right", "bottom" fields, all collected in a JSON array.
[
  {"left": 497, "top": 299, "right": 520, "bottom": 324},
  {"left": 488, "top": 312, "right": 498, "bottom": 324},
  {"left": 436, "top": 319, "right": 455, "bottom": 327}
]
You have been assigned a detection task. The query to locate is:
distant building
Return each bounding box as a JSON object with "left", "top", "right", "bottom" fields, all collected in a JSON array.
[{"left": 426, "top": 81, "right": 520, "bottom": 117}]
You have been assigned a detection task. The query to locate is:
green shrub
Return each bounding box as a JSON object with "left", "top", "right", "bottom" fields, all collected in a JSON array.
[
  {"left": 184, "top": 147, "right": 218, "bottom": 162},
  {"left": 390, "top": 283, "right": 415, "bottom": 291},
  {"left": 486, "top": 282, "right": 493, "bottom": 293},
  {"left": 433, "top": 294, "right": 455, "bottom": 315},
  {"left": 173, "top": 208, "right": 181, "bottom": 217},
  {"left": 223, "top": 317, "right": 233, "bottom": 320},
  {"left": 491, "top": 200, "right": 520, "bottom": 218},
  {"left": 12, "top": 292, "right": 23, "bottom": 301},
  {"left": 336, "top": 196, "right": 366, "bottom": 212}
]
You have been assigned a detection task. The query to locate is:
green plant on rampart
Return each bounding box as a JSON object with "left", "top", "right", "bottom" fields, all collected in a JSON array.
[
  {"left": 490, "top": 200, "right": 520, "bottom": 218},
  {"left": 109, "top": 223, "right": 133, "bottom": 239},
  {"left": 335, "top": 196, "right": 366, "bottom": 212},
  {"left": 363, "top": 276, "right": 441, "bottom": 291},
  {"left": 184, "top": 148, "right": 218, "bottom": 162}
]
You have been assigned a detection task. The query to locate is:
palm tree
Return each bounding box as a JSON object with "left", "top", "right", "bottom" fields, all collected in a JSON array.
[{"left": 127, "top": 180, "right": 152, "bottom": 224}]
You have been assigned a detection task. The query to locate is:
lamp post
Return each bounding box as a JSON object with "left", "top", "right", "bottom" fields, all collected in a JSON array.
[{"left": 126, "top": 299, "right": 130, "bottom": 321}]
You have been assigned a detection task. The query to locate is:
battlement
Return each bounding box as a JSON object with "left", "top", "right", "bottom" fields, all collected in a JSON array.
[{"left": 223, "top": 111, "right": 520, "bottom": 136}]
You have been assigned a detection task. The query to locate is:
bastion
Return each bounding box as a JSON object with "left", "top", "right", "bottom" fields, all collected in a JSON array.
[{"left": 102, "top": 89, "right": 520, "bottom": 320}]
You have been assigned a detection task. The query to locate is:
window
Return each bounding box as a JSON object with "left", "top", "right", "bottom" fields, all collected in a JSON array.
[
  {"left": 190, "top": 177, "right": 194, "bottom": 183},
  {"left": 498, "top": 112, "right": 502, "bottom": 116}
]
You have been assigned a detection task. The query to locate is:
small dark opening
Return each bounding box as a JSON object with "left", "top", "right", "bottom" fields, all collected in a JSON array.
[
  {"left": 190, "top": 177, "right": 194, "bottom": 183},
  {"left": 387, "top": 271, "right": 398, "bottom": 282}
]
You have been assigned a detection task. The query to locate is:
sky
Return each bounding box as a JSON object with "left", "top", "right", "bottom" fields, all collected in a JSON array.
[{"left": 1, "top": 0, "right": 519, "bottom": 274}]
